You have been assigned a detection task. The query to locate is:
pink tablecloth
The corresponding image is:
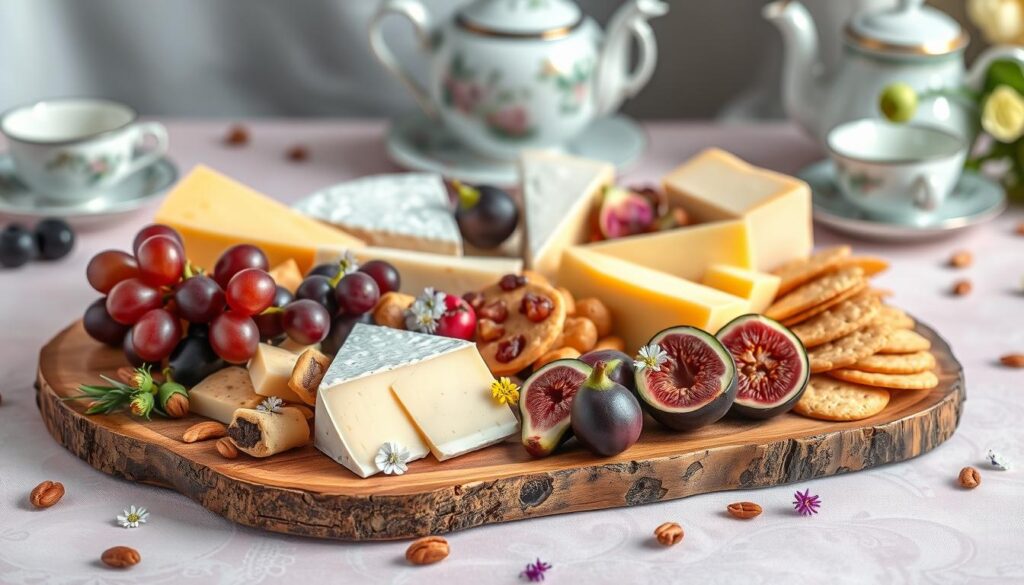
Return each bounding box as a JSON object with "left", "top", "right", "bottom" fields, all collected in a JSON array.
[{"left": 1, "top": 120, "right": 1022, "bottom": 585}]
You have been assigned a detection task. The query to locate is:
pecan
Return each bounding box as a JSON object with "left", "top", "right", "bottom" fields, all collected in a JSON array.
[
  {"left": 224, "top": 124, "right": 249, "bottom": 146},
  {"left": 654, "top": 522, "right": 684, "bottom": 546},
  {"left": 182, "top": 421, "right": 228, "bottom": 443},
  {"left": 286, "top": 145, "right": 309, "bottom": 162},
  {"left": 101, "top": 546, "right": 141, "bottom": 568},
  {"left": 958, "top": 466, "right": 981, "bottom": 489},
  {"left": 948, "top": 250, "right": 972, "bottom": 268},
  {"left": 952, "top": 279, "right": 972, "bottom": 296},
  {"left": 477, "top": 319, "right": 505, "bottom": 342},
  {"left": 29, "top": 481, "right": 65, "bottom": 509},
  {"left": 216, "top": 437, "right": 239, "bottom": 459},
  {"left": 726, "top": 501, "right": 763, "bottom": 519},
  {"left": 1000, "top": 353, "right": 1024, "bottom": 368},
  {"left": 405, "top": 536, "right": 449, "bottom": 565}
]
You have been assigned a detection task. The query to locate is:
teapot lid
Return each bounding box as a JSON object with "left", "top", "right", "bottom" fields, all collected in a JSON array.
[
  {"left": 456, "top": 0, "right": 582, "bottom": 38},
  {"left": 847, "top": 0, "right": 967, "bottom": 56}
]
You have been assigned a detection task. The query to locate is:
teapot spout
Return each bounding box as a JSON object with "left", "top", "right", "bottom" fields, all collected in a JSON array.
[
  {"left": 763, "top": 0, "right": 826, "bottom": 137},
  {"left": 594, "top": 0, "right": 670, "bottom": 116}
]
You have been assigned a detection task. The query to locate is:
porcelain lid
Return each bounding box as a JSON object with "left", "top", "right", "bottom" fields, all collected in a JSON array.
[
  {"left": 847, "top": 0, "right": 967, "bottom": 56},
  {"left": 457, "top": 0, "right": 582, "bottom": 37}
]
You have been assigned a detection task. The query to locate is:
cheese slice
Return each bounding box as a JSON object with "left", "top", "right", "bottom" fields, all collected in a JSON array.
[
  {"left": 558, "top": 247, "right": 750, "bottom": 352},
  {"left": 315, "top": 246, "right": 522, "bottom": 296},
  {"left": 391, "top": 353, "right": 517, "bottom": 461},
  {"left": 154, "top": 166, "right": 365, "bottom": 273},
  {"left": 268, "top": 259, "right": 303, "bottom": 293},
  {"left": 248, "top": 343, "right": 305, "bottom": 404},
  {"left": 188, "top": 366, "right": 264, "bottom": 424},
  {"left": 662, "top": 148, "right": 812, "bottom": 272},
  {"left": 701, "top": 264, "right": 781, "bottom": 314},
  {"left": 521, "top": 150, "right": 615, "bottom": 279},
  {"left": 294, "top": 173, "right": 462, "bottom": 256},
  {"left": 583, "top": 220, "right": 753, "bottom": 281}
]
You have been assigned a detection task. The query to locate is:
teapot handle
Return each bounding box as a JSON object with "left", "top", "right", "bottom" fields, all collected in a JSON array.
[
  {"left": 369, "top": 0, "right": 436, "bottom": 117},
  {"left": 966, "top": 45, "right": 1024, "bottom": 91},
  {"left": 597, "top": 19, "right": 660, "bottom": 116}
]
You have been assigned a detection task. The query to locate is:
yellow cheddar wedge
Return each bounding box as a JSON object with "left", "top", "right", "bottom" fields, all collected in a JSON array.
[
  {"left": 154, "top": 166, "right": 364, "bottom": 273},
  {"left": 559, "top": 247, "right": 750, "bottom": 353},
  {"left": 268, "top": 259, "right": 303, "bottom": 293},
  {"left": 701, "top": 264, "right": 781, "bottom": 314},
  {"left": 663, "top": 148, "right": 812, "bottom": 272},
  {"left": 583, "top": 219, "right": 753, "bottom": 281}
]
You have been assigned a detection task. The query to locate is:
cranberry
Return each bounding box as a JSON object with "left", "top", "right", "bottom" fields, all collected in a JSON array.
[
  {"left": 499, "top": 274, "right": 527, "bottom": 291},
  {"left": 462, "top": 291, "right": 486, "bottom": 311},
  {"left": 520, "top": 293, "right": 553, "bottom": 322},
  {"left": 479, "top": 299, "right": 509, "bottom": 323},
  {"left": 495, "top": 335, "right": 525, "bottom": 363}
]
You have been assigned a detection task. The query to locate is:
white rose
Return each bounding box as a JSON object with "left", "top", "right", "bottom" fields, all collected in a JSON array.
[
  {"left": 968, "top": 0, "right": 1024, "bottom": 44},
  {"left": 982, "top": 85, "right": 1024, "bottom": 142}
]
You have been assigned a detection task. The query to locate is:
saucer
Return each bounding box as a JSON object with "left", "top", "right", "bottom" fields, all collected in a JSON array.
[
  {"left": 799, "top": 160, "right": 1007, "bottom": 242},
  {"left": 386, "top": 111, "right": 646, "bottom": 186},
  {"left": 0, "top": 155, "right": 178, "bottom": 227}
]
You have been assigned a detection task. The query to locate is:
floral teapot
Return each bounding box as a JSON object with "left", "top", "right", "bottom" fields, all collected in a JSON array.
[
  {"left": 764, "top": 0, "right": 1024, "bottom": 146},
  {"left": 369, "top": 0, "right": 669, "bottom": 160}
]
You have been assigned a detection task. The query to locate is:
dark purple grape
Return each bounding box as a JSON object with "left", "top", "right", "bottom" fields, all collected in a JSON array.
[
  {"left": 295, "top": 275, "right": 338, "bottom": 314},
  {"left": 254, "top": 286, "right": 293, "bottom": 340},
  {"left": 0, "top": 224, "right": 36, "bottom": 268},
  {"left": 321, "top": 312, "right": 373, "bottom": 355},
  {"left": 334, "top": 272, "right": 380, "bottom": 315},
  {"left": 455, "top": 183, "right": 519, "bottom": 249},
  {"left": 83, "top": 297, "right": 131, "bottom": 346},
  {"left": 168, "top": 335, "right": 226, "bottom": 387},
  {"left": 34, "top": 218, "right": 75, "bottom": 260},
  {"left": 212, "top": 244, "right": 268, "bottom": 288},
  {"left": 282, "top": 299, "right": 331, "bottom": 345},
  {"left": 174, "top": 275, "right": 226, "bottom": 323},
  {"left": 359, "top": 260, "right": 401, "bottom": 295},
  {"left": 307, "top": 262, "right": 340, "bottom": 279}
]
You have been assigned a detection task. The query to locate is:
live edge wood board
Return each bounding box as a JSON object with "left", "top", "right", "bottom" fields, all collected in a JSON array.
[{"left": 36, "top": 319, "right": 964, "bottom": 541}]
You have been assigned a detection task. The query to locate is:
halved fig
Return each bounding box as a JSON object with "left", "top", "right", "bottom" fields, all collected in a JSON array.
[
  {"left": 597, "top": 186, "right": 655, "bottom": 240},
  {"left": 716, "top": 314, "right": 809, "bottom": 419},
  {"left": 635, "top": 326, "right": 737, "bottom": 430},
  {"left": 520, "top": 359, "right": 591, "bottom": 457}
]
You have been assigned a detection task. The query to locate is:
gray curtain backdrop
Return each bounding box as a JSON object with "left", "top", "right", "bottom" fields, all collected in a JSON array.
[{"left": 0, "top": 0, "right": 980, "bottom": 119}]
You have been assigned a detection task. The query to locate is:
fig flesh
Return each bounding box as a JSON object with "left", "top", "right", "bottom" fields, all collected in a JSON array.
[
  {"left": 635, "top": 326, "right": 737, "bottom": 431},
  {"left": 597, "top": 186, "right": 655, "bottom": 240},
  {"left": 571, "top": 360, "right": 643, "bottom": 457},
  {"left": 716, "top": 314, "right": 809, "bottom": 419},
  {"left": 520, "top": 359, "right": 591, "bottom": 457},
  {"left": 579, "top": 349, "right": 635, "bottom": 391}
]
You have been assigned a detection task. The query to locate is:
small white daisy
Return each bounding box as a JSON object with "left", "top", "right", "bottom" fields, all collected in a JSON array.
[
  {"left": 257, "top": 396, "right": 284, "bottom": 415},
  {"left": 375, "top": 441, "right": 411, "bottom": 476},
  {"left": 338, "top": 250, "right": 360, "bottom": 275},
  {"left": 117, "top": 505, "right": 149, "bottom": 529},
  {"left": 634, "top": 344, "right": 669, "bottom": 373},
  {"left": 987, "top": 449, "right": 1011, "bottom": 471}
]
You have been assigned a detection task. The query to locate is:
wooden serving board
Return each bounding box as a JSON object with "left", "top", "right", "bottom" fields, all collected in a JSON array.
[{"left": 36, "top": 320, "right": 964, "bottom": 541}]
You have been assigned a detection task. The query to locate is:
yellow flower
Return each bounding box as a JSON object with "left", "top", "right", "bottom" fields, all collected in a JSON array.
[
  {"left": 982, "top": 85, "right": 1024, "bottom": 143},
  {"left": 968, "top": 0, "right": 1024, "bottom": 45},
  {"left": 490, "top": 377, "right": 520, "bottom": 405}
]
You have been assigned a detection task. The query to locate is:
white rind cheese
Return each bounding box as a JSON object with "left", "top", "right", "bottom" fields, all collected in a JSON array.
[{"left": 294, "top": 173, "right": 463, "bottom": 256}]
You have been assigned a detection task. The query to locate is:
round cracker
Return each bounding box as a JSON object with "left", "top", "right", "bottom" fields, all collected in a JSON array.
[
  {"left": 791, "top": 294, "right": 881, "bottom": 347},
  {"left": 828, "top": 368, "right": 939, "bottom": 390},
  {"left": 793, "top": 375, "right": 891, "bottom": 421},
  {"left": 873, "top": 305, "right": 915, "bottom": 330},
  {"left": 851, "top": 351, "right": 936, "bottom": 375},
  {"left": 782, "top": 282, "right": 868, "bottom": 327},
  {"left": 476, "top": 280, "right": 566, "bottom": 376},
  {"left": 808, "top": 324, "right": 891, "bottom": 373},
  {"left": 837, "top": 255, "right": 890, "bottom": 277},
  {"left": 773, "top": 245, "right": 852, "bottom": 296},
  {"left": 877, "top": 329, "right": 931, "bottom": 354},
  {"left": 765, "top": 266, "right": 865, "bottom": 321}
]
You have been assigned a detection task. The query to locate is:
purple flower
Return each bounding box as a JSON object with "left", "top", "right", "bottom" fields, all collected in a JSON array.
[
  {"left": 792, "top": 488, "right": 821, "bottom": 516},
  {"left": 520, "top": 558, "right": 552, "bottom": 582}
]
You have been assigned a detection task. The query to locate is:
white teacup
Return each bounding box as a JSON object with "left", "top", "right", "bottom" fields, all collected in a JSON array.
[
  {"left": 1, "top": 98, "right": 168, "bottom": 203},
  {"left": 827, "top": 119, "right": 967, "bottom": 221}
]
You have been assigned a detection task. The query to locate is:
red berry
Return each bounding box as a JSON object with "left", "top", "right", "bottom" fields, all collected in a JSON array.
[{"left": 436, "top": 295, "right": 477, "bottom": 341}]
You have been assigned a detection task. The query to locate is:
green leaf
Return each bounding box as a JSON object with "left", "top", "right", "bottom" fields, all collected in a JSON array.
[{"left": 985, "top": 60, "right": 1024, "bottom": 94}]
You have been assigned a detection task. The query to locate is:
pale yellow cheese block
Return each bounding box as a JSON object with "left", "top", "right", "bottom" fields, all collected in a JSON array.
[
  {"left": 582, "top": 219, "right": 753, "bottom": 281},
  {"left": 558, "top": 247, "right": 750, "bottom": 353},
  {"left": 701, "top": 264, "right": 781, "bottom": 314},
  {"left": 249, "top": 343, "right": 306, "bottom": 404},
  {"left": 662, "top": 148, "right": 812, "bottom": 272},
  {"left": 154, "top": 166, "right": 365, "bottom": 273},
  {"left": 188, "top": 367, "right": 264, "bottom": 424}
]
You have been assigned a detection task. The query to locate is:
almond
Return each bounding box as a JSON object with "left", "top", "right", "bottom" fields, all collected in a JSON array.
[
  {"left": 405, "top": 536, "right": 449, "bottom": 565},
  {"left": 726, "top": 501, "right": 763, "bottom": 519},
  {"left": 101, "top": 546, "right": 141, "bottom": 568},
  {"left": 29, "top": 480, "right": 65, "bottom": 509},
  {"left": 654, "top": 522, "right": 684, "bottom": 546},
  {"left": 952, "top": 279, "right": 972, "bottom": 296},
  {"left": 216, "top": 437, "right": 239, "bottom": 459},
  {"left": 1000, "top": 353, "right": 1024, "bottom": 368},
  {"left": 182, "top": 421, "right": 228, "bottom": 443},
  {"left": 948, "top": 250, "right": 972, "bottom": 268}
]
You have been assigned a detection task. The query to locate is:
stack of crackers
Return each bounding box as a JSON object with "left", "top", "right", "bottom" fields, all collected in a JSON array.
[{"left": 764, "top": 246, "right": 939, "bottom": 422}]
